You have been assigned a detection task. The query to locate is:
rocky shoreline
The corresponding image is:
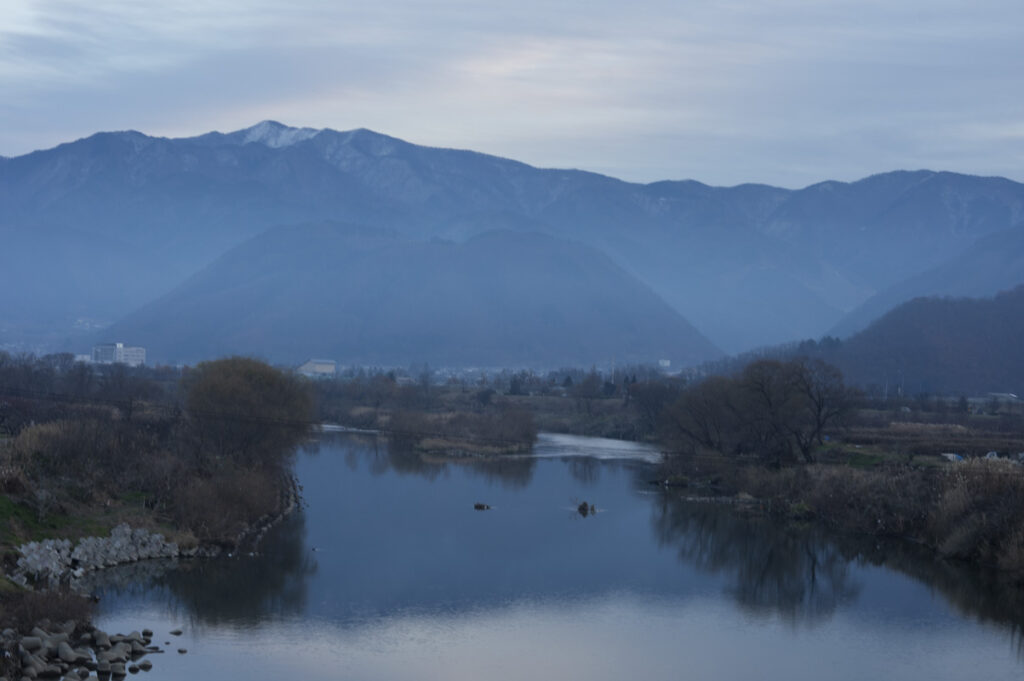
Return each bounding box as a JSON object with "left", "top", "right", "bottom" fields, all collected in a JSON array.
[
  {"left": 1, "top": 475, "right": 301, "bottom": 679},
  {"left": 11, "top": 525, "right": 188, "bottom": 591},
  {"left": 2, "top": 619, "right": 182, "bottom": 680},
  {"left": 232, "top": 472, "right": 300, "bottom": 551},
  {"left": 9, "top": 474, "right": 300, "bottom": 591}
]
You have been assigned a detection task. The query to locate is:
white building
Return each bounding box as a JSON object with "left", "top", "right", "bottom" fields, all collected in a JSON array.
[
  {"left": 298, "top": 359, "right": 337, "bottom": 378},
  {"left": 92, "top": 342, "right": 146, "bottom": 367}
]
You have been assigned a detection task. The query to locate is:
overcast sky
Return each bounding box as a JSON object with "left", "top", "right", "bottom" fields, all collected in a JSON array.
[{"left": 1, "top": 0, "right": 1021, "bottom": 187}]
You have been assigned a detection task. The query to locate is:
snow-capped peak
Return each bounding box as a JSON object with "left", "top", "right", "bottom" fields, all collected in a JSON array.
[{"left": 240, "top": 120, "right": 321, "bottom": 148}]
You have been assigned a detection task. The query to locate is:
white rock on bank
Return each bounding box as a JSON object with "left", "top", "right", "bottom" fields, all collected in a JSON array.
[{"left": 13, "top": 524, "right": 179, "bottom": 585}]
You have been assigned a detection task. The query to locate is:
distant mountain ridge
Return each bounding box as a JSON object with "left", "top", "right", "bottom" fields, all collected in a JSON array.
[
  {"left": 831, "top": 222, "right": 1024, "bottom": 337},
  {"left": 822, "top": 285, "right": 1024, "bottom": 395},
  {"left": 101, "top": 223, "right": 722, "bottom": 367},
  {"left": 3, "top": 121, "right": 1024, "bottom": 359}
]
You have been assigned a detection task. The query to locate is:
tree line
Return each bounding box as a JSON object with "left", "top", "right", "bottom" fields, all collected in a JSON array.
[
  {"left": 0, "top": 353, "right": 313, "bottom": 546},
  {"left": 650, "top": 358, "right": 855, "bottom": 466}
]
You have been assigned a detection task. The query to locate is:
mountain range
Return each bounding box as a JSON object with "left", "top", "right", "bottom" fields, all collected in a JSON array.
[
  {"left": 102, "top": 224, "right": 719, "bottom": 367},
  {"left": 3, "top": 121, "right": 1024, "bottom": 367}
]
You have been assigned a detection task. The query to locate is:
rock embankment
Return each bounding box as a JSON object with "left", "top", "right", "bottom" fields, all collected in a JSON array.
[
  {"left": 233, "top": 473, "right": 300, "bottom": 550},
  {"left": 2, "top": 620, "right": 170, "bottom": 680},
  {"left": 8, "top": 474, "right": 299, "bottom": 600},
  {"left": 11, "top": 525, "right": 183, "bottom": 588},
  {"left": 9, "top": 473, "right": 301, "bottom": 591}
]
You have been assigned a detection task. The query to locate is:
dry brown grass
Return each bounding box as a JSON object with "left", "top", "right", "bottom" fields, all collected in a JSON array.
[
  {"left": 389, "top": 407, "right": 536, "bottom": 455},
  {"left": 726, "top": 458, "right": 1024, "bottom": 574},
  {"left": 0, "top": 586, "right": 93, "bottom": 633},
  {"left": 170, "top": 469, "right": 282, "bottom": 545},
  {"left": 887, "top": 422, "right": 969, "bottom": 435},
  {"left": 929, "top": 459, "right": 1024, "bottom": 568}
]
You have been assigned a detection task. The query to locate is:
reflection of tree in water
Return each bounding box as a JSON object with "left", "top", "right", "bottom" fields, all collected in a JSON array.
[
  {"left": 317, "top": 434, "right": 537, "bottom": 487},
  {"left": 653, "top": 492, "right": 1024, "bottom": 649},
  {"left": 156, "top": 511, "right": 317, "bottom": 626},
  {"left": 846, "top": 535, "right": 1024, "bottom": 653},
  {"left": 90, "top": 513, "right": 316, "bottom": 627},
  {"left": 651, "top": 496, "right": 860, "bottom": 624},
  {"left": 462, "top": 454, "right": 535, "bottom": 489},
  {"left": 385, "top": 438, "right": 535, "bottom": 487},
  {"left": 381, "top": 439, "right": 448, "bottom": 480},
  {"left": 567, "top": 457, "right": 600, "bottom": 485}
]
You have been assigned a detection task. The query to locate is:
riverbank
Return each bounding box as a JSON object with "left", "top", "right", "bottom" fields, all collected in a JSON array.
[
  {"left": 7, "top": 471, "right": 299, "bottom": 591},
  {"left": 0, "top": 470, "right": 302, "bottom": 680},
  {"left": 0, "top": 357, "right": 315, "bottom": 634},
  {"left": 661, "top": 454, "right": 1024, "bottom": 577},
  {"left": 0, "top": 618, "right": 183, "bottom": 680}
]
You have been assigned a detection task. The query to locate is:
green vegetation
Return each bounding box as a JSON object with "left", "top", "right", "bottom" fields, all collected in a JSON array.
[{"left": 843, "top": 451, "right": 886, "bottom": 469}]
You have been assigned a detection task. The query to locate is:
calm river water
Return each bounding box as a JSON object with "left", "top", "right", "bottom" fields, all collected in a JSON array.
[{"left": 92, "top": 433, "right": 1024, "bottom": 680}]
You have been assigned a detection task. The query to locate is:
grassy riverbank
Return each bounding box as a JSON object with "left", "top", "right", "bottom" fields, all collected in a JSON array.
[
  {"left": 659, "top": 436, "right": 1024, "bottom": 577},
  {"left": 648, "top": 357, "right": 1024, "bottom": 577},
  {"left": 0, "top": 356, "right": 313, "bottom": 627},
  {"left": 736, "top": 459, "right": 1024, "bottom": 571}
]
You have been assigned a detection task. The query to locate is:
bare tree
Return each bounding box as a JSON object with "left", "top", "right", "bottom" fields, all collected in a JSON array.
[
  {"left": 662, "top": 376, "right": 741, "bottom": 455},
  {"left": 661, "top": 358, "right": 853, "bottom": 466},
  {"left": 786, "top": 358, "right": 853, "bottom": 463}
]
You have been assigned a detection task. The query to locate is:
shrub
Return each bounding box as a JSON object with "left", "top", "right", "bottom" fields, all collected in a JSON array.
[
  {"left": 389, "top": 406, "right": 536, "bottom": 453},
  {"left": 928, "top": 460, "right": 1024, "bottom": 566},
  {"left": 0, "top": 586, "right": 92, "bottom": 632},
  {"left": 170, "top": 469, "right": 281, "bottom": 544},
  {"left": 183, "top": 357, "right": 314, "bottom": 472}
]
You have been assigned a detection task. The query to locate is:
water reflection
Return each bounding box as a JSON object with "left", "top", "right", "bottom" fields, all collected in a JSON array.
[
  {"left": 316, "top": 431, "right": 537, "bottom": 487},
  {"left": 160, "top": 512, "right": 316, "bottom": 624},
  {"left": 88, "top": 433, "right": 1024, "bottom": 679},
  {"left": 567, "top": 457, "right": 600, "bottom": 485},
  {"left": 651, "top": 497, "right": 859, "bottom": 623},
  {"left": 847, "top": 535, "right": 1024, "bottom": 647},
  {"left": 96, "top": 513, "right": 316, "bottom": 626},
  {"left": 650, "top": 489, "right": 1024, "bottom": 644}
]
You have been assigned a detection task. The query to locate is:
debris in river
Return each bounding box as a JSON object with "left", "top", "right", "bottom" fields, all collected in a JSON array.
[{"left": 577, "top": 502, "right": 596, "bottom": 517}]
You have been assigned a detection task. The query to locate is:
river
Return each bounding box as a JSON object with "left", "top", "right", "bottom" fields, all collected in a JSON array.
[{"left": 91, "top": 433, "right": 1024, "bottom": 680}]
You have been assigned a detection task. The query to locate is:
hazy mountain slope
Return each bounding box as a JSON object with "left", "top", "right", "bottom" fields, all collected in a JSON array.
[
  {"left": 430, "top": 206, "right": 850, "bottom": 352},
  {"left": 0, "top": 223, "right": 154, "bottom": 321},
  {"left": 759, "top": 171, "right": 1024, "bottom": 290},
  {"left": 102, "top": 224, "right": 721, "bottom": 367},
  {"left": 823, "top": 286, "right": 1024, "bottom": 395},
  {"left": 0, "top": 124, "right": 821, "bottom": 351},
  {"left": 831, "top": 224, "right": 1024, "bottom": 337},
  {"left": 5, "top": 121, "right": 1024, "bottom": 354}
]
